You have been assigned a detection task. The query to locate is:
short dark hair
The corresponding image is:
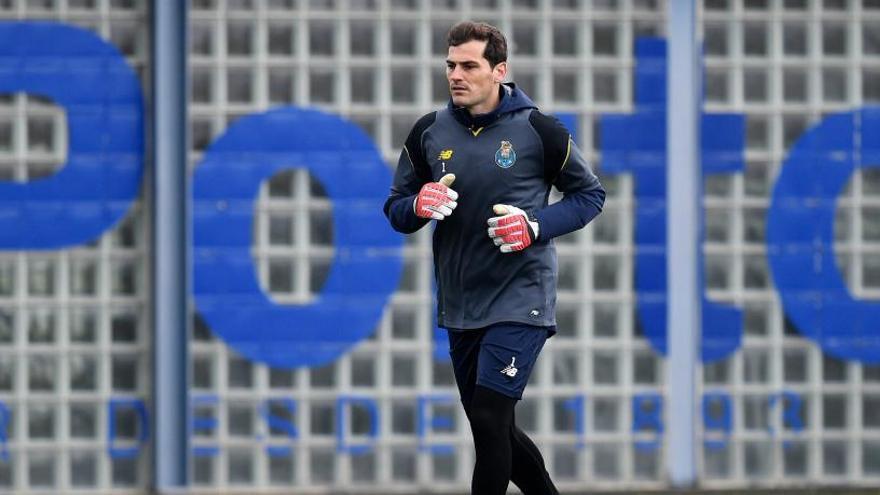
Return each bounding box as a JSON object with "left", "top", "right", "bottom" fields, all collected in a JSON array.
[{"left": 446, "top": 21, "right": 508, "bottom": 67}]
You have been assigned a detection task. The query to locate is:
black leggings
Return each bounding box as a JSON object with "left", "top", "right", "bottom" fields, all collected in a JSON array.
[{"left": 466, "top": 385, "right": 558, "bottom": 495}]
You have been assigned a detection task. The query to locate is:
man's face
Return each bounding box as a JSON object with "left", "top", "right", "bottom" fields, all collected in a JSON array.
[{"left": 446, "top": 40, "right": 506, "bottom": 111}]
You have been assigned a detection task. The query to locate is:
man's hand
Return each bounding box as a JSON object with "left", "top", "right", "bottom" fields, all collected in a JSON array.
[
  {"left": 414, "top": 174, "right": 459, "bottom": 220},
  {"left": 487, "top": 204, "right": 539, "bottom": 253}
]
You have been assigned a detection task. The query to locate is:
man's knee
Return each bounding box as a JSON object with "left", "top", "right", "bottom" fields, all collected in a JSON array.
[
  {"left": 468, "top": 386, "right": 515, "bottom": 438},
  {"left": 469, "top": 404, "right": 500, "bottom": 435}
]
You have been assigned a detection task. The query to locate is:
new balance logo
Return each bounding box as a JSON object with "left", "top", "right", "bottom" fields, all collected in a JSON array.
[{"left": 500, "top": 357, "right": 518, "bottom": 377}]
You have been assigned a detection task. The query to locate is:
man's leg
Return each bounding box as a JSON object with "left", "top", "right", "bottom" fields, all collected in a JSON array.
[
  {"left": 468, "top": 385, "right": 515, "bottom": 494},
  {"left": 472, "top": 324, "right": 557, "bottom": 494},
  {"left": 468, "top": 389, "right": 559, "bottom": 495},
  {"left": 447, "top": 328, "right": 485, "bottom": 414},
  {"left": 449, "top": 328, "right": 513, "bottom": 493},
  {"left": 510, "top": 417, "right": 558, "bottom": 494}
]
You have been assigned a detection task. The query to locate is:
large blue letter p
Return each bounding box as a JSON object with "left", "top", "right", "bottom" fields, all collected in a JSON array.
[{"left": 0, "top": 22, "right": 143, "bottom": 248}]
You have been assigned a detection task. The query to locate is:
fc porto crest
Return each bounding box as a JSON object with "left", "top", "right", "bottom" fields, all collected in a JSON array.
[{"left": 495, "top": 140, "right": 516, "bottom": 169}]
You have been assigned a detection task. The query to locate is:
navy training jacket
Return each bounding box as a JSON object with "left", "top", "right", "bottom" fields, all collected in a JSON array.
[{"left": 383, "top": 83, "right": 605, "bottom": 330}]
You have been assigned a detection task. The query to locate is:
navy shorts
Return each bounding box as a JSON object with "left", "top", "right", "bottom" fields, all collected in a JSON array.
[{"left": 448, "top": 322, "right": 550, "bottom": 403}]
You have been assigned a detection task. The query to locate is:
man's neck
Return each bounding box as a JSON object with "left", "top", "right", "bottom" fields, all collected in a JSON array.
[{"left": 467, "top": 84, "right": 502, "bottom": 116}]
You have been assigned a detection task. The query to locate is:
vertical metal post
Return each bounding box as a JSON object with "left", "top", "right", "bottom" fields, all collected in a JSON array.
[
  {"left": 153, "top": 0, "right": 189, "bottom": 490},
  {"left": 667, "top": 0, "right": 700, "bottom": 487}
]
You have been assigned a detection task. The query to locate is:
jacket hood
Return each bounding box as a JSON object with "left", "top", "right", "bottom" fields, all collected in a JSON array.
[{"left": 448, "top": 82, "right": 538, "bottom": 129}]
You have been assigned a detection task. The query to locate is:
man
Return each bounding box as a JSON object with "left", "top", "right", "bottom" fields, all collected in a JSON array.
[{"left": 383, "top": 21, "right": 605, "bottom": 494}]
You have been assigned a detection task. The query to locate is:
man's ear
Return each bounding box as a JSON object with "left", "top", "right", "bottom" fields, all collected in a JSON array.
[{"left": 493, "top": 61, "right": 508, "bottom": 83}]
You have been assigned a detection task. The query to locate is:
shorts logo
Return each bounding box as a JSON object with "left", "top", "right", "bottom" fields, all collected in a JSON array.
[
  {"left": 500, "top": 357, "right": 518, "bottom": 377},
  {"left": 495, "top": 140, "right": 516, "bottom": 168}
]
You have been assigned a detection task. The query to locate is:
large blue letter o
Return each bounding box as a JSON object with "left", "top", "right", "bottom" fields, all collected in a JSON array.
[
  {"left": 767, "top": 108, "right": 880, "bottom": 363},
  {"left": 193, "top": 108, "right": 402, "bottom": 368}
]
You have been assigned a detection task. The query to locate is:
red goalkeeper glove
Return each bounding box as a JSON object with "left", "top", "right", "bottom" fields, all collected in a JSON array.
[
  {"left": 414, "top": 173, "right": 458, "bottom": 220},
  {"left": 487, "top": 204, "right": 539, "bottom": 253}
]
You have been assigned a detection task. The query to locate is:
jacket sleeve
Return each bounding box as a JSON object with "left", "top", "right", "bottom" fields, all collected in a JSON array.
[
  {"left": 528, "top": 110, "right": 606, "bottom": 241},
  {"left": 383, "top": 112, "right": 436, "bottom": 234}
]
